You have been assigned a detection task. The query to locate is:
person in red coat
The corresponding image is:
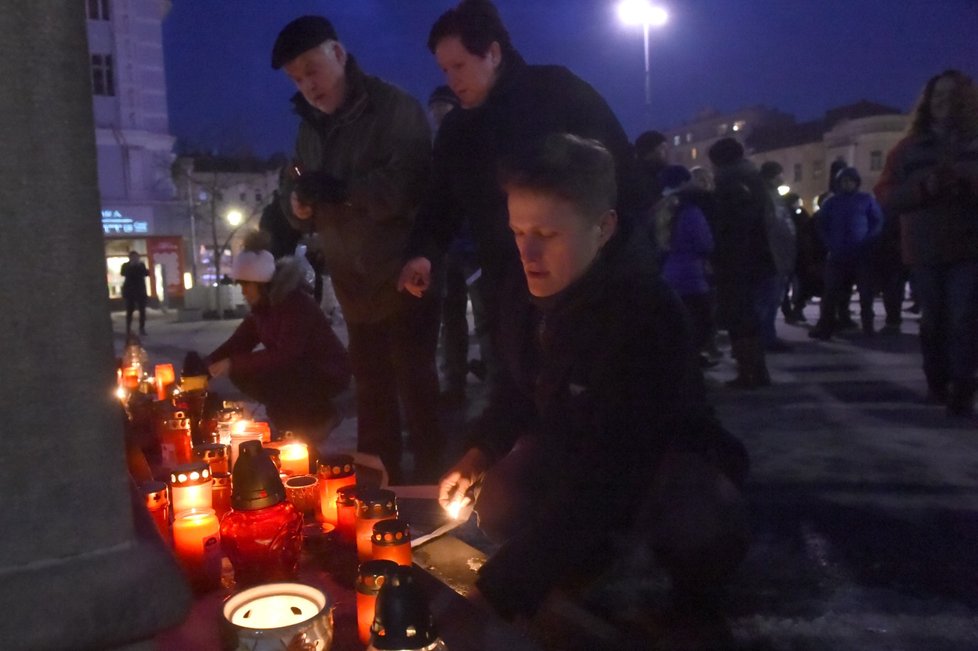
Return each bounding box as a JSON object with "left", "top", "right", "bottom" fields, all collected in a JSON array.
[{"left": 206, "top": 231, "right": 351, "bottom": 438}]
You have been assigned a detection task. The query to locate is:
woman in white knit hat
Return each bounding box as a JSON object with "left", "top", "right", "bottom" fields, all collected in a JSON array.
[{"left": 205, "top": 231, "right": 351, "bottom": 438}]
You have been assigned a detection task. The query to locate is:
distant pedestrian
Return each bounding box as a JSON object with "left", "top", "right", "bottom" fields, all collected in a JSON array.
[
  {"left": 709, "top": 137, "right": 775, "bottom": 388},
  {"left": 809, "top": 166, "right": 884, "bottom": 340},
  {"left": 121, "top": 250, "right": 149, "bottom": 336},
  {"left": 875, "top": 69, "right": 978, "bottom": 417},
  {"left": 635, "top": 129, "right": 669, "bottom": 210},
  {"left": 781, "top": 192, "right": 824, "bottom": 323},
  {"left": 651, "top": 164, "right": 716, "bottom": 365},
  {"left": 758, "top": 161, "right": 797, "bottom": 351}
]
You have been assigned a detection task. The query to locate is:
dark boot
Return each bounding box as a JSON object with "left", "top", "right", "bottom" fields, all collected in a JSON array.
[
  {"left": 861, "top": 315, "right": 875, "bottom": 337},
  {"left": 753, "top": 340, "right": 772, "bottom": 387},
  {"left": 726, "top": 338, "right": 767, "bottom": 389},
  {"left": 947, "top": 380, "right": 976, "bottom": 417}
]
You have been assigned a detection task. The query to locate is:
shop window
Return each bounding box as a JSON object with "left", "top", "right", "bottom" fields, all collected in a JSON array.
[
  {"left": 870, "top": 150, "right": 883, "bottom": 171},
  {"left": 87, "top": 0, "right": 110, "bottom": 20},
  {"left": 793, "top": 163, "right": 802, "bottom": 182},
  {"left": 685, "top": 132, "right": 693, "bottom": 143},
  {"left": 91, "top": 54, "right": 115, "bottom": 96},
  {"left": 673, "top": 135, "right": 681, "bottom": 146}
]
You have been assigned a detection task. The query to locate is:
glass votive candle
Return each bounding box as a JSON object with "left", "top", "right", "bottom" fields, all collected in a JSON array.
[
  {"left": 194, "top": 442, "right": 229, "bottom": 474},
  {"left": 169, "top": 461, "right": 213, "bottom": 513},
  {"left": 216, "top": 404, "right": 244, "bottom": 447},
  {"left": 356, "top": 560, "right": 398, "bottom": 645},
  {"left": 317, "top": 454, "right": 356, "bottom": 526},
  {"left": 159, "top": 411, "right": 194, "bottom": 470},
  {"left": 229, "top": 422, "right": 264, "bottom": 471},
  {"left": 140, "top": 480, "right": 170, "bottom": 543},
  {"left": 371, "top": 518, "right": 412, "bottom": 567},
  {"left": 284, "top": 475, "right": 319, "bottom": 516},
  {"left": 172, "top": 507, "right": 222, "bottom": 592},
  {"left": 155, "top": 363, "right": 176, "bottom": 400},
  {"left": 212, "top": 471, "right": 232, "bottom": 520},
  {"left": 122, "top": 364, "right": 141, "bottom": 390},
  {"left": 336, "top": 485, "right": 359, "bottom": 547},
  {"left": 275, "top": 441, "right": 310, "bottom": 477},
  {"left": 355, "top": 489, "right": 397, "bottom": 561}
]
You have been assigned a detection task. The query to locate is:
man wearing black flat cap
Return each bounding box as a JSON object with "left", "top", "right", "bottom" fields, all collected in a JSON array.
[{"left": 271, "top": 15, "right": 442, "bottom": 484}]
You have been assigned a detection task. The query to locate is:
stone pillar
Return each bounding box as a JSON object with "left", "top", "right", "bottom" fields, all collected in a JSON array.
[{"left": 0, "top": 3, "right": 190, "bottom": 648}]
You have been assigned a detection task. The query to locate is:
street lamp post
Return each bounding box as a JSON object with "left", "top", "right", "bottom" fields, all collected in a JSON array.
[{"left": 617, "top": 0, "right": 668, "bottom": 122}]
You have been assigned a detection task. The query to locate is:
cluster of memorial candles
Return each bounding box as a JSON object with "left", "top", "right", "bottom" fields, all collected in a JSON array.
[{"left": 118, "top": 354, "right": 455, "bottom": 650}]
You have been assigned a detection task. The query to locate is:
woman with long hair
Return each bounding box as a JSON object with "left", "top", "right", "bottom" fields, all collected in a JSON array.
[{"left": 875, "top": 69, "right": 978, "bottom": 416}]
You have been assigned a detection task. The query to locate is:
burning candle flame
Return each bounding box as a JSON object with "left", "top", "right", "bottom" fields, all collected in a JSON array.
[{"left": 446, "top": 495, "right": 471, "bottom": 520}]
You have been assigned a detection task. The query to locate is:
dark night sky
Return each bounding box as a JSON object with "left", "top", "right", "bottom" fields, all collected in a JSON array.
[{"left": 162, "top": 0, "right": 978, "bottom": 158}]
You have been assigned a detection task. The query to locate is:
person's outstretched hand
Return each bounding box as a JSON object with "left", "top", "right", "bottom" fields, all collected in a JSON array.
[
  {"left": 438, "top": 448, "right": 490, "bottom": 515},
  {"left": 397, "top": 257, "right": 432, "bottom": 298}
]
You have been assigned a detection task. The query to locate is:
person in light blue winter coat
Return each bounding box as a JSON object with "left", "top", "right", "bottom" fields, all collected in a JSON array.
[
  {"left": 652, "top": 165, "right": 715, "bottom": 356},
  {"left": 809, "top": 166, "right": 884, "bottom": 339}
]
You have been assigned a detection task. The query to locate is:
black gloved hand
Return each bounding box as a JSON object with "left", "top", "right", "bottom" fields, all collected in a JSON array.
[{"left": 294, "top": 170, "right": 349, "bottom": 206}]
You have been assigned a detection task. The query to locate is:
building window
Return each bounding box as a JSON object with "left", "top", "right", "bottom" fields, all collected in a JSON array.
[
  {"left": 812, "top": 159, "right": 824, "bottom": 181},
  {"left": 732, "top": 120, "right": 746, "bottom": 132},
  {"left": 870, "top": 150, "right": 883, "bottom": 171},
  {"left": 691, "top": 147, "right": 698, "bottom": 160},
  {"left": 673, "top": 135, "right": 681, "bottom": 146},
  {"left": 793, "top": 163, "right": 802, "bottom": 182},
  {"left": 87, "top": 0, "right": 110, "bottom": 20},
  {"left": 239, "top": 192, "right": 247, "bottom": 202},
  {"left": 255, "top": 191, "right": 263, "bottom": 203},
  {"left": 91, "top": 54, "right": 115, "bottom": 96},
  {"left": 718, "top": 123, "right": 728, "bottom": 136},
  {"left": 685, "top": 132, "right": 693, "bottom": 143}
]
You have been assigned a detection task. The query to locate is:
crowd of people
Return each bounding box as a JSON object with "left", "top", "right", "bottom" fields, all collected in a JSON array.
[{"left": 194, "top": 0, "right": 977, "bottom": 640}]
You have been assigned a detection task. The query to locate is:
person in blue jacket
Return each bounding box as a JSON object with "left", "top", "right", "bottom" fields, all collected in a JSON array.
[{"left": 809, "top": 166, "right": 884, "bottom": 339}]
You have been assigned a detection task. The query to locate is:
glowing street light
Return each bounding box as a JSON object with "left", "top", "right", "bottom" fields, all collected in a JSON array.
[
  {"left": 616, "top": 0, "right": 668, "bottom": 119},
  {"left": 226, "top": 209, "right": 244, "bottom": 227}
]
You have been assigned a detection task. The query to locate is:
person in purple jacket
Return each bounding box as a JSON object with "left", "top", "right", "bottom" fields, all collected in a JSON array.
[
  {"left": 809, "top": 166, "right": 884, "bottom": 339},
  {"left": 206, "top": 231, "right": 351, "bottom": 438},
  {"left": 652, "top": 165, "right": 716, "bottom": 365}
]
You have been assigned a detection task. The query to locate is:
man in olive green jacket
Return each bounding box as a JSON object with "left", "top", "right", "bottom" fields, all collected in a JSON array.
[{"left": 271, "top": 15, "right": 442, "bottom": 483}]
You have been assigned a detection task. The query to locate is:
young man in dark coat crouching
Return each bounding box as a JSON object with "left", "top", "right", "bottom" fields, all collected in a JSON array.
[{"left": 437, "top": 133, "right": 750, "bottom": 644}]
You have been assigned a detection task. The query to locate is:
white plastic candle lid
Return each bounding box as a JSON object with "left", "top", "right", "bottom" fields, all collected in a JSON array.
[{"left": 224, "top": 583, "right": 328, "bottom": 630}]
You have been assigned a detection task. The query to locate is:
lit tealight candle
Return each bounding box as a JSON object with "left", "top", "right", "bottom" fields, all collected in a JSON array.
[
  {"left": 277, "top": 442, "right": 310, "bottom": 477},
  {"left": 222, "top": 582, "right": 333, "bottom": 646},
  {"left": 169, "top": 461, "right": 213, "bottom": 513}
]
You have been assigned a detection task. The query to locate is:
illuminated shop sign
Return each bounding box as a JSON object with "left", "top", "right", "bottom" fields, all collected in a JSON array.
[{"left": 101, "top": 209, "right": 149, "bottom": 235}]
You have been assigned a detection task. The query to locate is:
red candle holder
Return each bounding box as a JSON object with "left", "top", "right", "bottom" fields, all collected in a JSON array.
[
  {"left": 193, "top": 442, "right": 229, "bottom": 474},
  {"left": 211, "top": 471, "right": 231, "bottom": 520},
  {"left": 169, "top": 461, "right": 213, "bottom": 514},
  {"left": 371, "top": 518, "right": 412, "bottom": 567},
  {"left": 221, "top": 440, "right": 304, "bottom": 586},
  {"left": 335, "top": 485, "right": 359, "bottom": 547},
  {"left": 172, "top": 507, "right": 222, "bottom": 593},
  {"left": 140, "top": 480, "right": 170, "bottom": 543},
  {"left": 317, "top": 454, "right": 356, "bottom": 526},
  {"left": 158, "top": 410, "right": 194, "bottom": 470}
]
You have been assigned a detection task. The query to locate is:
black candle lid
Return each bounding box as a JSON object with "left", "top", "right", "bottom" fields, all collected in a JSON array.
[
  {"left": 371, "top": 519, "right": 411, "bottom": 547},
  {"left": 356, "top": 489, "right": 397, "bottom": 519},
  {"left": 318, "top": 454, "right": 355, "bottom": 479},
  {"left": 371, "top": 565, "right": 439, "bottom": 649},
  {"left": 230, "top": 440, "right": 285, "bottom": 511},
  {"left": 336, "top": 484, "right": 359, "bottom": 507},
  {"left": 356, "top": 559, "right": 399, "bottom": 596}
]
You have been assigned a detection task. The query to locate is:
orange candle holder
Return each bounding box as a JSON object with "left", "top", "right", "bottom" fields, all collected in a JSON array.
[
  {"left": 169, "top": 461, "right": 213, "bottom": 514},
  {"left": 172, "top": 507, "right": 222, "bottom": 592},
  {"left": 159, "top": 410, "right": 194, "bottom": 470},
  {"left": 211, "top": 471, "right": 232, "bottom": 520},
  {"left": 193, "top": 442, "right": 229, "bottom": 474},
  {"left": 275, "top": 441, "right": 310, "bottom": 477},
  {"left": 355, "top": 489, "right": 397, "bottom": 561},
  {"left": 371, "top": 519, "right": 412, "bottom": 567},
  {"left": 154, "top": 363, "right": 176, "bottom": 401},
  {"left": 356, "top": 560, "right": 398, "bottom": 645},
  {"left": 317, "top": 454, "right": 356, "bottom": 526},
  {"left": 335, "top": 485, "right": 359, "bottom": 547}
]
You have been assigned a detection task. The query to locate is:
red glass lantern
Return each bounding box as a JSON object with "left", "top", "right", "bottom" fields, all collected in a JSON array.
[
  {"left": 173, "top": 507, "right": 222, "bottom": 593},
  {"left": 220, "top": 440, "right": 304, "bottom": 586},
  {"left": 211, "top": 471, "right": 231, "bottom": 520},
  {"left": 317, "top": 454, "right": 356, "bottom": 526},
  {"left": 194, "top": 442, "right": 229, "bottom": 474},
  {"left": 355, "top": 489, "right": 397, "bottom": 561}
]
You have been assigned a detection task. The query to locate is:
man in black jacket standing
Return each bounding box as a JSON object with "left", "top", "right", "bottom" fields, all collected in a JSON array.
[
  {"left": 398, "top": 0, "right": 639, "bottom": 388},
  {"left": 438, "top": 134, "right": 749, "bottom": 633},
  {"left": 271, "top": 15, "right": 440, "bottom": 483}
]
